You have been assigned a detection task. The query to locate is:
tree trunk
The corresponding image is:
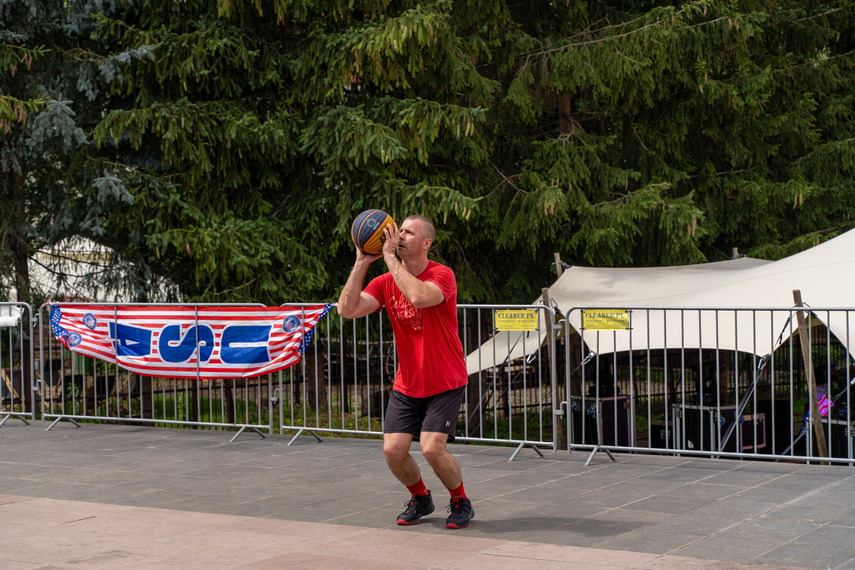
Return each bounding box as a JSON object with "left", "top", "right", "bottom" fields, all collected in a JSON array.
[
  {"left": 141, "top": 376, "right": 154, "bottom": 421},
  {"left": 304, "top": 348, "right": 328, "bottom": 413},
  {"left": 558, "top": 93, "right": 572, "bottom": 135},
  {"left": 224, "top": 383, "right": 235, "bottom": 424},
  {"left": 8, "top": 162, "right": 34, "bottom": 413}
]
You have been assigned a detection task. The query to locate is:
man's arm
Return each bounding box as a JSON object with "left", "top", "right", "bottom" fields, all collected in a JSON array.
[
  {"left": 380, "top": 225, "right": 444, "bottom": 308},
  {"left": 384, "top": 255, "right": 444, "bottom": 308},
  {"left": 337, "top": 252, "right": 382, "bottom": 319}
]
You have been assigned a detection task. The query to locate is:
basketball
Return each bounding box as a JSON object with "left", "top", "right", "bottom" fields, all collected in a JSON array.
[{"left": 351, "top": 209, "right": 395, "bottom": 255}]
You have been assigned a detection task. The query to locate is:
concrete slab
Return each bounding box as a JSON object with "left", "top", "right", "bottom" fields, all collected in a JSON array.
[{"left": 1, "top": 422, "right": 853, "bottom": 568}]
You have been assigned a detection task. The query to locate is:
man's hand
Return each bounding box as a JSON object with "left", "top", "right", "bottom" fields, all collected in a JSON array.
[
  {"left": 338, "top": 242, "right": 383, "bottom": 319},
  {"left": 381, "top": 220, "right": 443, "bottom": 308},
  {"left": 381, "top": 222, "right": 400, "bottom": 260},
  {"left": 356, "top": 246, "right": 382, "bottom": 264}
]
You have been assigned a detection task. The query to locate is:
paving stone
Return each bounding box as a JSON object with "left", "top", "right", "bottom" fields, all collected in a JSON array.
[{"left": 0, "top": 422, "right": 852, "bottom": 569}]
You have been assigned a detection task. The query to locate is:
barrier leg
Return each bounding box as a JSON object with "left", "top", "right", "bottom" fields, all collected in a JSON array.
[
  {"left": 508, "top": 442, "right": 544, "bottom": 461},
  {"left": 229, "top": 426, "right": 266, "bottom": 443},
  {"left": 584, "top": 402, "right": 617, "bottom": 465},
  {"left": 287, "top": 428, "right": 323, "bottom": 446},
  {"left": 584, "top": 445, "right": 617, "bottom": 466},
  {"left": 0, "top": 414, "right": 30, "bottom": 427},
  {"left": 46, "top": 416, "right": 81, "bottom": 431}
]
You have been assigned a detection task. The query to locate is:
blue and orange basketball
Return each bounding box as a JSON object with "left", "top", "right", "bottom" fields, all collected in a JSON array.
[{"left": 351, "top": 209, "right": 395, "bottom": 255}]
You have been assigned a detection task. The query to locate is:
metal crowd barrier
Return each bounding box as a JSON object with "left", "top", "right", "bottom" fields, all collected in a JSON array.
[
  {"left": 24, "top": 300, "right": 855, "bottom": 467},
  {"left": 562, "top": 306, "right": 855, "bottom": 466},
  {"left": 276, "top": 304, "right": 557, "bottom": 460},
  {"left": 33, "top": 301, "right": 559, "bottom": 452},
  {"left": 1, "top": 302, "right": 35, "bottom": 426}
]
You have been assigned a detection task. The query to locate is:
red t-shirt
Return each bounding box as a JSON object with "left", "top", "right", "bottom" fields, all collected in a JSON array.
[{"left": 363, "top": 261, "right": 468, "bottom": 398}]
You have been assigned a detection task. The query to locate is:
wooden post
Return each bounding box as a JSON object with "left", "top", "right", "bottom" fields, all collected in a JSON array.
[
  {"left": 551, "top": 254, "right": 569, "bottom": 450},
  {"left": 190, "top": 377, "right": 199, "bottom": 428},
  {"left": 141, "top": 375, "right": 154, "bottom": 423},
  {"left": 543, "top": 287, "right": 567, "bottom": 450},
  {"left": 793, "top": 290, "right": 829, "bottom": 464}
]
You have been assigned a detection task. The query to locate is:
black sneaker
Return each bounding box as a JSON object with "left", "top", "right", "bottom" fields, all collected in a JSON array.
[
  {"left": 397, "top": 491, "right": 435, "bottom": 525},
  {"left": 446, "top": 496, "right": 474, "bottom": 529}
]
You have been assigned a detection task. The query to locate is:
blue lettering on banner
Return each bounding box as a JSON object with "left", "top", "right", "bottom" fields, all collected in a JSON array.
[
  {"left": 221, "top": 326, "right": 272, "bottom": 364},
  {"left": 109, "top": 322, "right": 153, "bottom": 357},
  {"left": 105, "top": 322, "right": 286, "bottom": 365},
  {"left": 158, "top": 325, "right": 214, "bottom": 363}
]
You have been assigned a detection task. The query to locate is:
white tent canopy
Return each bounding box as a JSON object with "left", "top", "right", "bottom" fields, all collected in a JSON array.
[
  {"left": 0, "top": 305, "right": 23, "bottom": 327},
  {"left": 2, "top": 237, "right": 180, "bottom": 303},
  {"left": 467, "top": 230, "right": 855, "bottom": 374}
]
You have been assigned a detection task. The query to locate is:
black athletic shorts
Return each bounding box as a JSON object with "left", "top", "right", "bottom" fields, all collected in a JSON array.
[{"left": 384, "top": 386, "right": 466, "bottom": 436}]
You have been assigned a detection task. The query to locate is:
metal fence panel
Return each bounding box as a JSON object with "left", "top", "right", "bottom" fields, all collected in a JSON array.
[
  {"left": 1, "top": 302, "right": 35, "bottom": 425},
  {"left": 32, "top": 299, "right": 855, "bottom": 467},
  {"left": 562, "top": 306, "right": 855, "bottom": 465},
  {"left": 276, "top": 303, "right": 557, "bottom": 458},
  {"left": 459, "top": 304, "right": 557, "bottom": 458}
]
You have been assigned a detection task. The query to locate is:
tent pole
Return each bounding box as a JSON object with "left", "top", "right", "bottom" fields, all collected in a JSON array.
[
  {"left": 794, "top": 290, "right": 829, "bottom": 464},
  {"left": 554, "top": 253, "right": 563, "bottom": 278},
  {"left": 543, "top": 287, "right": 565, "bottom": 452},
  {"left": 717, "top": 354, "right": 768, "bottom": 457}
]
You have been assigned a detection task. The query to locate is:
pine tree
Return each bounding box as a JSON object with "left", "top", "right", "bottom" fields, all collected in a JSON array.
[
  {"left": 90, "top": 0, "right": 495, "bottom": 303},
  {"left": 1, "top": 0, "right": 54, "bottom": 304},
  {"left": 1, "top": 0, "right": 166, "bottom": 305},
  {"left": 470, "top": 0, "right": 855, "bottom": 299},
  {"left": 5, "top": 0, "right": 854, "bottom": 305}
]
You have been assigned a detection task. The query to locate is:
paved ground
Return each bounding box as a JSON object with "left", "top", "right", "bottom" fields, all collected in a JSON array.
[{"left": 1, "top": 421, "right": 855, "bottom": 569}]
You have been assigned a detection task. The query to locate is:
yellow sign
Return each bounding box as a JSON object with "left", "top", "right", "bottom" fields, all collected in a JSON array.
[
  {"left": 583, "top": 309, "right": 630, "bottom": 330},
  {"left": 495, "top": 310, "right": 539, "bottom": 331}
]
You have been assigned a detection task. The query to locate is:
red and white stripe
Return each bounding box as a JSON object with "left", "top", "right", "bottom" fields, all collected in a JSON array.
[{"left": 51, "top": 304, "right": 333, "bottom": 380}]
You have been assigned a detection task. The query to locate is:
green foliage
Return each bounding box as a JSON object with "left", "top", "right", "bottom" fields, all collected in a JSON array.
[
  {"left": 2, "top": 1, "right": 105, "bottom": 303},
  {"left": 4, "top": 0, "right": 855, "bottom": 306},
  {"left": 76, "top": 0, "right": 501, "bottom": 303},
  {"left": 474, "top": 0, "right": 855, "bottom": 294},
  {"left": 0, "top": 43, "right": 48, "bottom": 132}
]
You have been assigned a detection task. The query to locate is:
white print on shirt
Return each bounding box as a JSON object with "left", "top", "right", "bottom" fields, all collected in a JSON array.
[{"left": 391, "top": 294, "right": 423, "bottom": 332}]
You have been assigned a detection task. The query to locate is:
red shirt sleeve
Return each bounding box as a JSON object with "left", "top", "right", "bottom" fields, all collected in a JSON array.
[
  {"left": 424, "top": 264, "right": 456, "bottom": 303},
  {"left": 363, "top": 274, "right": 388, "bottom": 310}
]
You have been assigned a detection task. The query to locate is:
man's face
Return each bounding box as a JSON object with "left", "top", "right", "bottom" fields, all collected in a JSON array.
[{"left": 396, "top": 218, "right": 429, "bottom": 258}]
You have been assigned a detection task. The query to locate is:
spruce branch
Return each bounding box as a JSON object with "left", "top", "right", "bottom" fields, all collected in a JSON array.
[
  {"left": 520, "top": 12, "right": 730, "bottom": 58},
  {"left": 205, "top": 275, "right": 261, "bottom": 297},
  {"left": 490, "top": 161, "right": 525, "bottom": 194},
  {"left": 795, "top": 7, "right": 845, "bottom": 23}
]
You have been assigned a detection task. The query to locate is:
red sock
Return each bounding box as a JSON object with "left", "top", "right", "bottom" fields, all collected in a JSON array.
[
  {"left": 449, "top": 482, "right": 466, "bottom": 499},
  {"left": 406, "top": 479, "right": 429, "bottom": 496}
]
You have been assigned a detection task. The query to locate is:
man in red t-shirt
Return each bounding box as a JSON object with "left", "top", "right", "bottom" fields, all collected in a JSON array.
[{"left": 337, "top": 215, "right": 473, "bottom": 529}]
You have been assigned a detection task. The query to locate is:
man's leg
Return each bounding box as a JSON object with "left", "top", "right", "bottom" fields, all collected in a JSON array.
[
  {"left": 420, "top": 431, "right": 473, "bottom": 528},
  {"left": 417, "top": 385, "right": 474, "bottom": 529},
  {"left": 383, "top": 432, "right": 419, "bottom": 485},
  {"left": 418, "top": 431, "right": 461, "bottom": 489},
  {"left": 384, "top": 432, "right": 436, "bottom": 525}
]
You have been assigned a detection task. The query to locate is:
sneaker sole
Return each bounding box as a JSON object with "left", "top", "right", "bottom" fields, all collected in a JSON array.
[
  {"left": 397, "top": 504, "right": 435, "bottom": 525},
  {"left": 445, "top": 510, "right": 474, "bottom": 529}
]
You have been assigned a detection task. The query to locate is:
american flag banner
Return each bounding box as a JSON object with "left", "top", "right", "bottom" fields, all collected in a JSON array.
[{"left": 48, "top": 303, "right": 334, "bottom": 380}]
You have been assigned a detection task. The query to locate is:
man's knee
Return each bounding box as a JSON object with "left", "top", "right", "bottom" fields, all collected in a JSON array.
[
  {"left": 383, "top": 434, "right": 412, "bottom": 463},
  {"left": 419, "top": 434, "right": 449, "bottom": 464}
]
